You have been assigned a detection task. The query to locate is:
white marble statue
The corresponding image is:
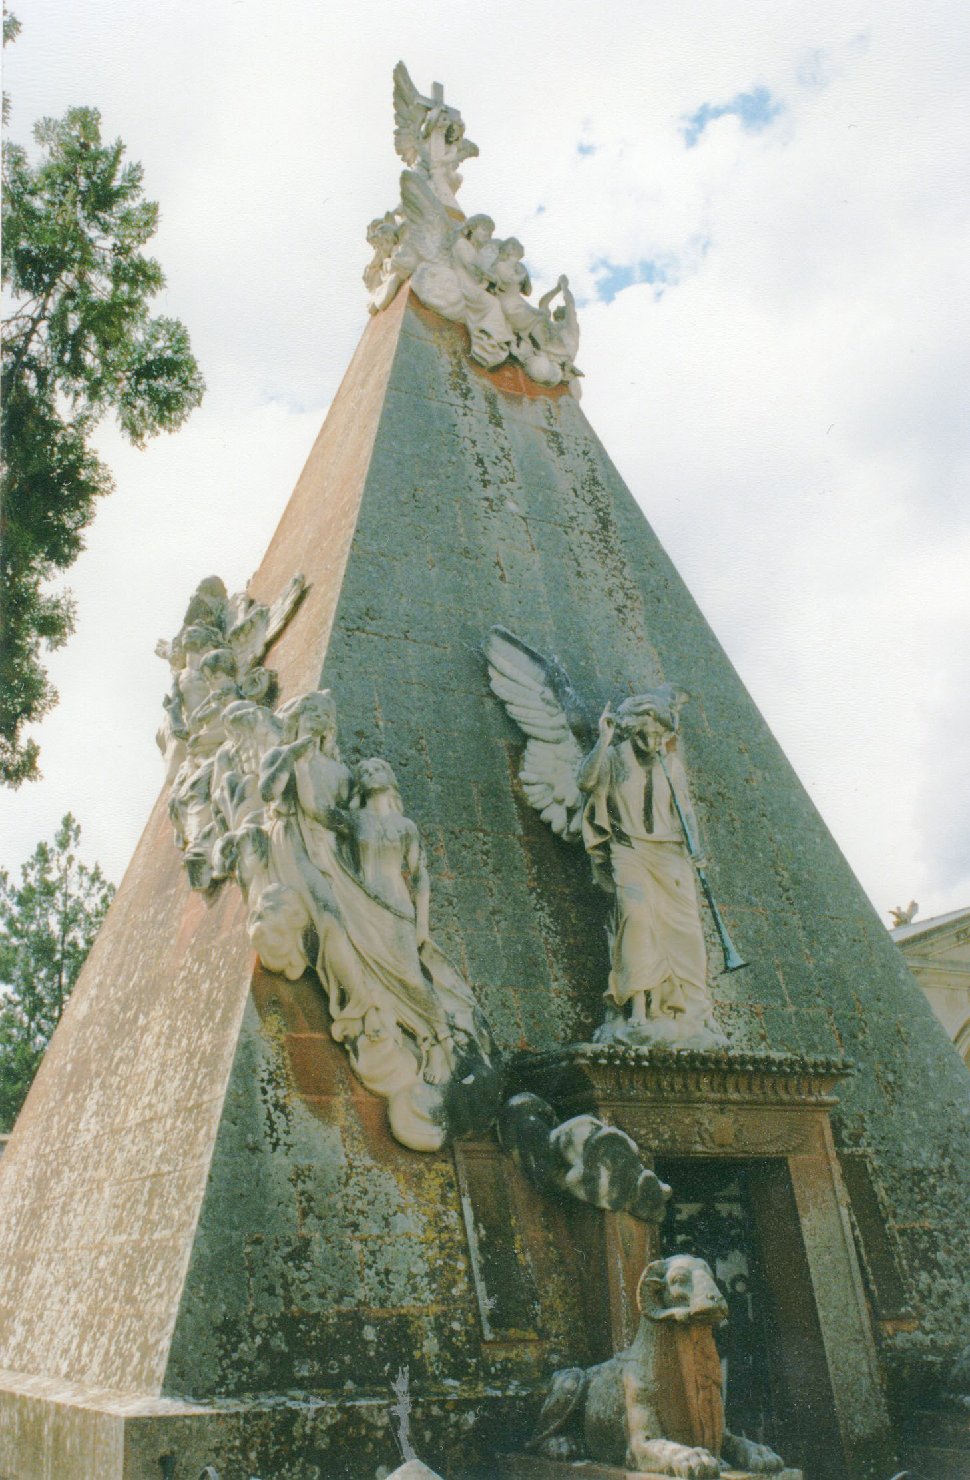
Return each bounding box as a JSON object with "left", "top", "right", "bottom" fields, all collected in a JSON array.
[
  {"left": 156, "top": 573, "right": 305, "bottom": 781},
  {"left": 254, "top": 699, "right": 496, "bottom": 1149},
  {"left": 160, "top": 623, "right": 497, "bottom": 1150},
  {"left": 364, "top": 64, "right": 583, "bottom": 394},
  {"left": 392, "top": 61, "right": 479, "bottom": 214},
  {"left": 486, "top": 627, "right": 740, "bottom": 1050}
]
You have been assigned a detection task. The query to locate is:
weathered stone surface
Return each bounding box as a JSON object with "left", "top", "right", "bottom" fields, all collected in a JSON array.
[
  {"left": 502, "top": 1457, "right": 803, "bottom": 1480},
  {"left": 1, "top": 287, "right": 968, "bottom": 1477}
]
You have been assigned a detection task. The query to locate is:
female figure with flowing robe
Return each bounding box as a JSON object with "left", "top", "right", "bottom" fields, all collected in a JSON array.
[{"left": 578, "top": 694, "right": 723, "bottom": 1047}]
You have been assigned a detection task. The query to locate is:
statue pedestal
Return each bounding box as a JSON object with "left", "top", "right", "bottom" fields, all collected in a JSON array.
[
  {"left": 500, "top": 1456, "right": 803, "bottom": 1480},
  {"left": 509, "top": 1045, "right": 893, "bottom": 1480}
]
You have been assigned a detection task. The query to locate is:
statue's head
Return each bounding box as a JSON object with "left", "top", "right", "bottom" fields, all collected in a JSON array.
[
  {"left": 181, "top": 623, "right": 222, "bottom": 659},
  {"left": 615, "top": 686, "right": 688, "bottom": 751},
  {"left": 356, "top": 756, "right": 404, "bottom": 811},
  {"left": 291, "top": 690, "right": 338, "bottom": 744},
  {"left": 637, "top": 1255, "right": 728, "bottom": 1326},
  {"left": 200, "top": 647, "right": 237, "bottom": 685},
  {"left": 463, "top": 213, "right": 495, "bottom": 246},
  {"left": 498, "top": 236, "right": 525, "bottom": 260},
  {"left": 223, "top": 700, "right": 280, "bottom": 753},
  {"left": 194, "top": 575, "right": 228, "bottom": 606}
]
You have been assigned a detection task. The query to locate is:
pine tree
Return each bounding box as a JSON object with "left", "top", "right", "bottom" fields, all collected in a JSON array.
[
  {"left": 1, "top": 15, "right": 205, "bottom": 784},
  {"left": 0, "top": 814, "right": 114, "bottom": 1131}
]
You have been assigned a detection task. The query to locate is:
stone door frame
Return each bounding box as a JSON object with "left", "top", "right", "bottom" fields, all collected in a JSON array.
[{"left": 513, "top": 1046, "right": 897, "bottom": 1480}]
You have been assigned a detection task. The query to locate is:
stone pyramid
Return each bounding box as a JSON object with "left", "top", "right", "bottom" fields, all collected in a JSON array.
[{"left": 2, "top": 64, "right": 968, "bottom": 1480}]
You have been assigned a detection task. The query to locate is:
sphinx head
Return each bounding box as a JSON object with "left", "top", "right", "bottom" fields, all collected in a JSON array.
[{"left": 637, "top": 1255, "right": 729, "bottom": 1326}]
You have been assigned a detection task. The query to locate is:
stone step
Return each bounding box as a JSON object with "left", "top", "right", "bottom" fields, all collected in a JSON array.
[
  {"left": 899, "top": 1405, "right": 970, "bottom": 1480},
  {"left": 903, "top": 1406, "right": 970, "bottom": 1446},
  {"left": 897, "top": 1443, "right": 970, "bottom": 1480},
  {"left": 498, "top": 1455, "right": 803, "bottom": 1480}
]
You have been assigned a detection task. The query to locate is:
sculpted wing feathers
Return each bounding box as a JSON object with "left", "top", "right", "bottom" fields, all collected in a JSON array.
[
  {"left": 227, "top": 574, "right": 306, "bottom": 676},
  {"left": 261, "top": 574, "right": 306, "bottom": 656},
  {"left": 392, "top": 61, "right": 428, "bottom": 166},
  {"left": 485, "top": 626, "right": 591, "bottom": 841},
  {"left": 398, "top": 169, "right": 454, "bottom": 266}
]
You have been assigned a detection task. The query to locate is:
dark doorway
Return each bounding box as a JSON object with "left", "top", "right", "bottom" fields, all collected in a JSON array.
[
  {"left": 656, "top": 1157, "right": 777, "bottom": 1446},
  {"left": 656, "top": 1156, "right": 845, "bottom": 1480}
]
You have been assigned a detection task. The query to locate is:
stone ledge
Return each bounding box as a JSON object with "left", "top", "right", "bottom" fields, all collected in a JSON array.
[
  {"left": 498, "top": 1456, "right": 803, "bottom": 1480},
  {"left": 512, "top": 1043, "right": 853, "bottom": 1114}
]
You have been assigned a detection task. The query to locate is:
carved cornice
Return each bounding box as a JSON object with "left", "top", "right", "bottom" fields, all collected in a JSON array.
[{"left": 512, "top": 1044, "right": 853, "bottom": 1115}]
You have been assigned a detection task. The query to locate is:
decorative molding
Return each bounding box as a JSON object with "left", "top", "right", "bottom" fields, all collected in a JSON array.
[{"left": 513, "top": 1045, "right": 852, "bottom": 1117}]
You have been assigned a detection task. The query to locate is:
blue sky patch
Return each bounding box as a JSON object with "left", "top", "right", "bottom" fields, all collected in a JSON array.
[
  {"left": 593, "top": 258, "right": 667, "bottom": 304},
  {"left": 577, "top": 140, "right": 597, "bottom": 156},
  {"left": 682, "top": 85, "right": 782, "bottom": 148}
]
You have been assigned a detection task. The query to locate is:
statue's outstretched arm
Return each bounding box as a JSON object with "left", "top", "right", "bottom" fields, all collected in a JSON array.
[{"left": 259, "top": 735, "right": 311, "bottom": 804}]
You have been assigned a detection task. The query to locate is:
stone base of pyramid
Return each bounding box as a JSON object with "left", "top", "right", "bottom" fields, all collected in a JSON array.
[
  {"left": 501, "top": 1457, "right": 803, "bottom": 1480},
  {"left": 0, "top": 1367, "right": 533, "bottom": 1479}
]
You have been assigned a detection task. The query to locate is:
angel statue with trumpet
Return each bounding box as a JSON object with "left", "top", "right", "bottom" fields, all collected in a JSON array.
[{"left": 486, "top": 628, "right": 746, "bottom": 1049}]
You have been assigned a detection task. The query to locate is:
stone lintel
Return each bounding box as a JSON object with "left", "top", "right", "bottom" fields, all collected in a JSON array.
[{"left": 512, "top": 1044, "right": 852, "bottom": 1118}]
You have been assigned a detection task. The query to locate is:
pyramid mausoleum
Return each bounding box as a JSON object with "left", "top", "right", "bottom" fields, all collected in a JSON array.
[{"left": 1, "top": 62, "right": 968, "bottom": 1480}]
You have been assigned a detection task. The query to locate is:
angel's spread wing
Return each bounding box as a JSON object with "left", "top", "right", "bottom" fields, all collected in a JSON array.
[
  {"left": 485, "top": 626, "right": 588, "bottom": 840},
  {"left": 397, "top": 168, "right": 454, "bottom": 267},
  {"left": 392, "top": 61, "right": 428, "bottom": 166},
  {"left": 228, "top": 574, "right": 306, "bottom": 676}
]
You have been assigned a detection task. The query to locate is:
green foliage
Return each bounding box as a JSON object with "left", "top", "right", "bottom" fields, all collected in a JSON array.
[
  {"left": 0, "top": 813, "right": 114, "bottom": 1131},
  {"left": 1, "top": 82, "right": 205, "bottom": 785}
]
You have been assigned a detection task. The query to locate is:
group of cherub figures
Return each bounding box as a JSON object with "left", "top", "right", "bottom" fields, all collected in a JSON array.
[
  {"left": 363, "top": 63, "right": 582, "bottom": 394},
  {"left": 157, "top": 574, "right": 497, "bottom": 1153}
]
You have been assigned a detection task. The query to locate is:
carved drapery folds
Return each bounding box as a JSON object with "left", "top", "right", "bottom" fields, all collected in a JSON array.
[
  {"left": 364, "top": 63, "right": 583, "bottom": 395},
  {"left": 159, "top": 578, "right": 498, "bottom": 1151},
  {"left": 486, "top": 626, "right": 738, "bottom": 1051}
]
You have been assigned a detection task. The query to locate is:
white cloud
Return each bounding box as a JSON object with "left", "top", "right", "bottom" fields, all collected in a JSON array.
[{"left": 2, "top": 0, "right": 968, "bottom": 924}]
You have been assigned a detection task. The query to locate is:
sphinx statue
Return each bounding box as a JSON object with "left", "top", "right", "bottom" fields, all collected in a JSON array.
[{"left": 529, "top": 1255, "right": 787, "bottom": 1476}]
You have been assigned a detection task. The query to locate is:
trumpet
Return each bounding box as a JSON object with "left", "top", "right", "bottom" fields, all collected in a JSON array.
[{"left": 654, "top": 749, "right": 748, "bottom": 975}]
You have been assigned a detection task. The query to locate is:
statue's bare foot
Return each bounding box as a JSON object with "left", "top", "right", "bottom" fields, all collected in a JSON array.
[
  {"left": 630, "top": 1440, "right": 719, "bottom": 1477},
  {"left": 423, "top": 1042, "right": 450, "bottom": 1085}
]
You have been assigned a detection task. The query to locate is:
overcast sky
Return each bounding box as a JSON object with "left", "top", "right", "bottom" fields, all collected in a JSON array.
[{"left": 2, "top": 0, "right": 968, "bottom": 926}]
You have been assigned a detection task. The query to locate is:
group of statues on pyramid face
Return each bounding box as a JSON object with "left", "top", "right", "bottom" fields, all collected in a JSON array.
[
  {"left": 158, "top": 576, "right": 496, "bottom": 1152},
  {"left": 160, "top": 575, "right": 739, "bottom": 1150},
  {"left": 363, "top": 63, "right": 583, "bottom": 394}
]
